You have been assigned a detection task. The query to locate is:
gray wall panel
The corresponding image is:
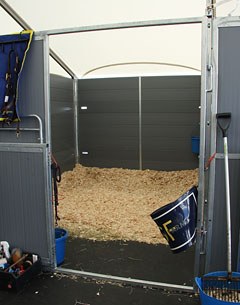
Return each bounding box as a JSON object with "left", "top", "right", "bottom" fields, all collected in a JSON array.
[
  {"left": 50, "top": 74, "right": 75, "bottom": 171},
  {"left": 142, "top": 76, "right": 200, "bottom": 170},
  {"left": 207, "top": 26, "right": 240, "bottom": 272},
  {"left": 210, "top": 160, "right": 240, "bottom": 272},
  {"left": 143, "top": 113, "right": 200, "bottom": 125},
  {"left": 79, "top": 99, "right": 138, "bottom": 113},
  {"left": 79, "top": 90, "right": 138, "bottom": 104},
  {"left": 79, "top": 113, "right": 138, "bottom": 125},
  {"left": 143, "top": 99, "right": 200, "bottom": 113},
  {"left": 142, "top": 88, "right": 200, "bottom": 101},
  {"left": 142, "top": 76, "right": 200, "bottom": 88},
  {"left": 18, "top": 40, "right": 46, "bottom": 120},
  {"left": 78, "top": 78, "right": 138, "bottom": 90},
  {"left": 78, "top": 76, "right": 200, "bottom": 170},
  {"left": 78, "top": 78, "right": 139, "bottom": 169},
  {"left": 0, "top": 145, "right": 51, "bottom": 264},
  {"left": 79, "top": 125, "right": 138, "bottom": 137},
  {"left": 217, "top": 27, "right": 240, "bottom": 154}
]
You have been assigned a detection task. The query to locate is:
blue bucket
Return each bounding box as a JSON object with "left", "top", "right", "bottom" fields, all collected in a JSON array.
[
  {"left": 151, "top": 186, "right": 198, "bottom": 253},
  {"left": 195, "top": 271, "right": 240, "bottom": 304},
  {"left": 55, "top": 228, "right": 68, "bottom": 266},
  {"left": 192, "top": 136, "right": 200, "bottom": 154}
]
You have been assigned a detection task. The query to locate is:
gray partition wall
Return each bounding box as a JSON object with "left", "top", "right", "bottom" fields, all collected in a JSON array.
[
  {"left": 78, "top": 75, "right": 200, "bottom": 171},
  {"left": 142, "top": 76, "right": 200, "bottom": 170},
  {"left": 50, "top": 74, "right": 75, "bottom": 171},
  {"left": 204, "top": 22, "right": 240, "bottom": 273},
  {"left": 78, "top": 78, "right": 140, "bottom": 169},
  {"left": 0, "top": 37, "right": 55, "bottom": 269},
  {"left": 195, "top": 18, "right": 240, "bottom": 278}
]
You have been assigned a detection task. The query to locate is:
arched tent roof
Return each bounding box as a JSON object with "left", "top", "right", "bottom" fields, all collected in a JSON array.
[{"left": 0, "top": 0, "right": 238, "bottom": 78}]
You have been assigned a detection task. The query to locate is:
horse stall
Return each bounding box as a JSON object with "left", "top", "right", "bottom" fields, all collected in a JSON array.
[
  {"left": 50, "top": 73, "right": 200, "bottom": 290},
  {"left": 1, "top": 6, "right": 240, "bottom": 305}
]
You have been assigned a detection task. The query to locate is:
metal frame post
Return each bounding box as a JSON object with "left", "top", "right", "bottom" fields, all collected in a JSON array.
[
  {"left": 196, "top": 16, "right": 240, "bottom": 276},
  {"left": 73, "top": 77, "right": 79, "bottom": 164},
  {"left": 139, "top": 77, "right": 142, "bottom": 170},
  {"left": 42, "top": 34, "right": 56, "bottom": 268},
  {"left": 194, "top": 2, "right": 215, "bottom": 275},
  {"left": 203, "top": 16, "right": 218, "bottom": 274}
]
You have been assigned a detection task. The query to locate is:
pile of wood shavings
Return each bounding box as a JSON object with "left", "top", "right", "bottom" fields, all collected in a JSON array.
[{"left": 57, "top": 164, "right": 198, "bottom": 244}]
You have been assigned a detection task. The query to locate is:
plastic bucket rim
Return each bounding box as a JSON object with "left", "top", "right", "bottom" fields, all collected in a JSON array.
[
  {"left": 151, "top": 185, "right": 198, "bottom": 220},
  {"left": 195, "top": 271, "right": 240, "bottom": 304},
  {"left": 55, "top": 228, "right": 68, "bottom": 242},
  {"left": 152, "top": 191, "right": 197, "bottom": 221}
]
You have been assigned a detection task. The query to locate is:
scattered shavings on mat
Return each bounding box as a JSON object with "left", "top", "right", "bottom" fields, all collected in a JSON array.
[{"left": 57, "top": 164, "right": 198, "bottom": 245}]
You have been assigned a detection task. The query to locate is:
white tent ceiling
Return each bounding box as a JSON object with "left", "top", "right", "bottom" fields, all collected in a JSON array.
[{"left": 0, "top": 0, "right": 238, "bottom": 78}]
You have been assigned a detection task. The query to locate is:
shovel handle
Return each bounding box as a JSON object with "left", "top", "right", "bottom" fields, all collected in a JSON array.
[
  {"left": 216, "top": 112, "right": 232, "bottom": 274},
  {"left": 216, "top": 112, "right": 231, "bottom": 137}
]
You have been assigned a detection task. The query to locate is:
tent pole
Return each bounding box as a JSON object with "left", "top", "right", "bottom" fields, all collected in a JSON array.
[
  {"left": 73, "top": 77, "right": 79, "bottom": 164},
  {"left": 0, "top": 0, "right": 77, "bottom": 78}
]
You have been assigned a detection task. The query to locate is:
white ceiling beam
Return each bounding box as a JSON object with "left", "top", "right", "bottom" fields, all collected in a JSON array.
[{"left": 37, "top": 17, "right": 203, "bottom": 36}]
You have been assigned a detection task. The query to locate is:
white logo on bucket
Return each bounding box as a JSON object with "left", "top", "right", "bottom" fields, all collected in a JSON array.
[{"left": 169, "top": 217, "right": 190, "bottom": 234}]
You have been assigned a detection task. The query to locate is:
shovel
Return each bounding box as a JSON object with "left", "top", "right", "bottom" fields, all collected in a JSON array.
[{"left": 201, "top": 112, "right": 240, "bottom": 301}]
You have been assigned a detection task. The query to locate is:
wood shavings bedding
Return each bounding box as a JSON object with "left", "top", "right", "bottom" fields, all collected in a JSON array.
[{"left": 57, "top": 164, "right": 198, "bottom": 245}]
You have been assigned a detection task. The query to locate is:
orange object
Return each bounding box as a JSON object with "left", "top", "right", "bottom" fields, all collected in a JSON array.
[{"left": 11, "top": 248, "right": 23, "bottom": 265}]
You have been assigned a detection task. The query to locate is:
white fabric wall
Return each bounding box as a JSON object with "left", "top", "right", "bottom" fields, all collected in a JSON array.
[{"left": 0, "top": 0, "right": 238, "bottom": 77}]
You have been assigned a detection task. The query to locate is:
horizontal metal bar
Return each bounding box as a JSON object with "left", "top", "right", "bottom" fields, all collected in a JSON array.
[
  {"left": 56, "top": 267, "right": 194, "bottom": 293},
  {"left": 215, "top": 153, "right": 240, "bottom": 160},
  {"left": 214, "top": 16, "right": 240, "bottom": 28},
  {"left": 0, "top": 127, "right": 39, "bottom": 131},
  {"left": 0, "top": 142, "right": 46, "bottom": 152},
  {"left": 37, "top": 17, "right": 203, "bottom": 36}
]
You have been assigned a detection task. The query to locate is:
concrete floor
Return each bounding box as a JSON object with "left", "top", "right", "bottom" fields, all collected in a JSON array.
[{"left": 0, "top": 238, "right": 201, "bottom": 305}]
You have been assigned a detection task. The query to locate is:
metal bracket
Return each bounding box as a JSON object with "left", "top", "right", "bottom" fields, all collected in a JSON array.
[
  {"left": 206, "top": 64, "right": 213, "bottom": 93},
  {"left": 206, "top": 0, "right": 216, "bottom": 18},
  {"left": 198, "top": 222, "right": 207, "bottom": 255}
]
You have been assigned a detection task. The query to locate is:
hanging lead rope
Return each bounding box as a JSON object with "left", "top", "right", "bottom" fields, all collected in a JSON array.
[{"left": 51, "top": 154, "right": 61, "bottom": 226}]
